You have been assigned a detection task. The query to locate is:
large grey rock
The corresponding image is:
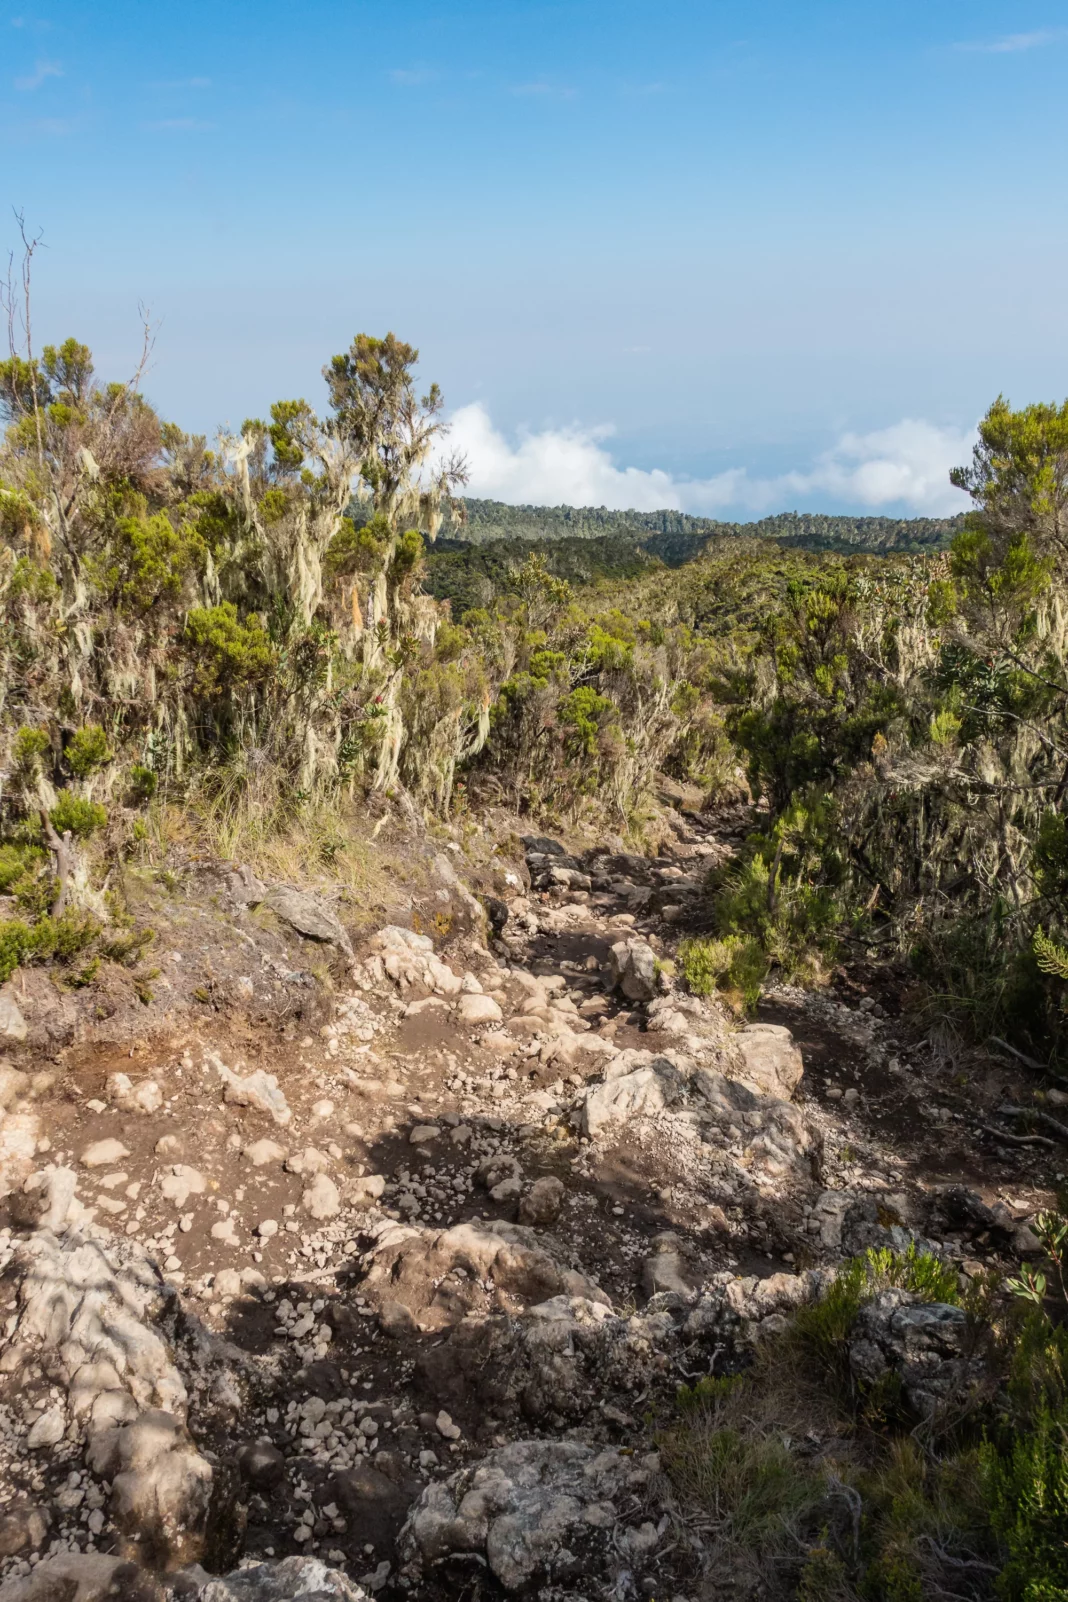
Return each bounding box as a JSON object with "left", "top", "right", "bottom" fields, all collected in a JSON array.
[
  {"left": 197, "top": 1557, "right": 367, "bottom": 1600},
  {"left": 398, "top": 1438, "right": 663, "bottom": 1591},
  {"left": 15, "top": 1227, "right": 188, "bottom": 1420},
  {"left": 733, "top": 1022, "right": 804, "bottom": 1100},
  {"left": 361, "top": 1218, "right": 607, "bottom": 1331},
  {"left": 264, "top": 886, "right": 353, "bottom": 956},
  {"left": 685, "top": 1269, "right": 829, "bottom": 1355},
  {"left": 692, "top": 1066, "right": 819, "bottom": 1183},
  {"left": 848, "top": 1289, "right": 986, "bottom": 1416},
  {"left": 0, "top": 1504, "right": 50, "bottom": 1558},
  {"left": 0, "top": 1554, "right": 162, "bottom": 1600},
  {"left": 417, "top": 1295, "right": 679, "bottom": 1427},
  {"left": 607, "top": 938, "right": 658, "bottom": 1002},
  {"left": 88, "top": 1409, "right": 216, "bottom": 1569},
  {"left": 580, "top": 1060, "right": 685, "bottom": 1137}
]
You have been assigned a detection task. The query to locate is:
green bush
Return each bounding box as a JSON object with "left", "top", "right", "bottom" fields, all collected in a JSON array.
[
  {"left": 49, "top": 794, "right": 108, "bottom": 838},
  {"left": 0, "top": 920, "right": 30, "bottom": 982},
  {"left": 13, "top": 726, "right": 49, "bottom": 771},
  {"left": 0, "top": 909, "right": 98, "bottom": 981},
  {"left": 65, "top": 724, "right": 113, "bottom": 778},
  {"left": 128, "top": 764, "right": 158, "bottom": 802},
  {"left": 0, "top": 842, "right": 46, "bottom": 895},
  {"left": 679, "top": 933, "right": 769, "bottom": 1010},
  {"left": 184, "top": 603, "right": 276, "bottom": 695},
  {"left": 324, "top": 511, "right": 393, "bottom": 577},
  {"left": 117, "top": 511, "right": 206, "bottom": 610},
  {"left": 982, "top": 1402, "right": 1068, "bottom": 1601}
]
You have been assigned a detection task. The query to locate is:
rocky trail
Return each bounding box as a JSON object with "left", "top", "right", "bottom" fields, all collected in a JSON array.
[{"left": 0, "top": 807, "right": 1056, "bottom": 1602}]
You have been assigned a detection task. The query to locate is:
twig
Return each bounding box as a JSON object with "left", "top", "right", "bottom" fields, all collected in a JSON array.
[
  {"left": 988, "top": 1035, "right": 1047, "bottom": 1072},
  {"left": 978, "top": 1122, "right": 1055, "bottom": 1148}
]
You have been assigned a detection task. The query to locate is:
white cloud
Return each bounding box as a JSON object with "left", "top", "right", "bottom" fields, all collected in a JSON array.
[
  {"left": 389, "top": 66, "right": 437, "bottom": 85},
  {"left": 142, "top": 117, "right": 214, "bottom": 131},
  {"left": 956, "top": 27, "right": 1066, "bottom": 53},
  {"left": 443, "top": 403, "right": 974, "bottom": 519},
  {"left": 14, "top": 58, "right": 62, "bottom": 90}
]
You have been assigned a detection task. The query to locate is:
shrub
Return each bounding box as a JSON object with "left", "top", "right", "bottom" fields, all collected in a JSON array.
[
  {"left": 0, "top": 842, "right": 46, "bottom": 896},
  {"left": 679, "top": 933, "right": 769, "bottom": 1011},
  {"left": 65, "top": 724, "right": 112, "bottom": 778},
  {"left": 184, "top": 603, "right": 276, "bottom": 695},
  {"left": 13, "top": 726, "right": 49, "bottom": 771},
  {"left": 0, "top": 909, "right": 98, "bottom": 981},
  {"left": 115, "top": 511, "right": 206, "bottom": 610},
  {"left": 0, "top": 920, "right": 30, "bottom": 982},
  {"left": 128, "top": 764, "right": 158, "bottom": 802},
  {"left": 982, "top": 1402, "right": 1068, "bottom": 1601},
  {"left": 325, "top": 511, "right": 393, "bottom": 577},
  {"left": 29, "top": 909, "right": 100, "bottom": 961},
  {"left": 49, "top": 794, "right": 108, "bottom": 838}
]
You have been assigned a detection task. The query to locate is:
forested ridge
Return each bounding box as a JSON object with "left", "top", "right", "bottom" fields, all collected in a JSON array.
[
  {"left": 7, "top": 304, "right": 1068, "bottom": 1601},
  {"left": 460, "top": 497, "right": 964, "bottom": 552}
]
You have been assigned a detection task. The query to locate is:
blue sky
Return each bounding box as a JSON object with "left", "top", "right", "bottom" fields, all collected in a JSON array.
[{"left": 3, "top": 0, "right": 1067, "bottom": 517}]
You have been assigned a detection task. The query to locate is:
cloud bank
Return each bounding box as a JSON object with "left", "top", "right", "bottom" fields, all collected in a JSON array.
[{"left": 445, "top": 403, "right": 974, "bottom": 519}]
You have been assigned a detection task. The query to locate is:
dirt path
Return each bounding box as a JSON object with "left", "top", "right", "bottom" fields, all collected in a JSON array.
[{"left": 0, "top": 812, "right": 1056, "bottom": 1601}]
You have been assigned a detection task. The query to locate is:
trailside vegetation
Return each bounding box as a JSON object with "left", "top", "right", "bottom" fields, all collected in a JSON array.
[{"left": 2, "top": 245, "right": 1068, "bottom": 1065}]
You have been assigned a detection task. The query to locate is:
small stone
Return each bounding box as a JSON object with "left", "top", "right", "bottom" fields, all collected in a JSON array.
[
  {"left": 303, "top": 1173, "right": 340, "bottom": 1220},
  {"left": 243, "top": 1139, "right": 287, "bottom": 1167},
  {"left": 160, "top": 1164, "right": 207, "bottom": 1207},
  {"left": 435, "top": 1410, "right": 461, "bottom": 1440},
  {"left": 107, "top": 1073, "right": 163, "bottom": 1114},
  {"left": 0, "top": 1504, "right": 50, "bottom": 1557},
  {"left": 237, "top": 1441, "right": 285, "bottom": 1490},
  {"left": 80, "top": 1138, "right": 130, "bottom": 1168},
  {"left": 457, "top": 993, "right": 503, "bottom": 1025},
  {"left": 258, "top": 1219, "right": 279, "bottom": 1239},
  {"left": 27, "top": 1405, "right": 65, "bottom": 1448},
  {"left": 519, "top": 1176, "right": 565, "bottom": 1226},
  {"left": 409, "top": 1125, "right": 440, "bottom": 1145},
  {"left": 0, "top": 992, "right": 28, "bottom": 1043}
]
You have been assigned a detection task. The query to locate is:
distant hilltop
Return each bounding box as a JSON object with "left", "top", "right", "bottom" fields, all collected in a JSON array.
[{"left": 457, "top": 499, "right": 965, "bottom": 555}]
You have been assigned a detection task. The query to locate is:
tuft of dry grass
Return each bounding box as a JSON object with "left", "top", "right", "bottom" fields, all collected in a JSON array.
[{"left": 130, "top": 757, "right": 421, "bottom": 919}]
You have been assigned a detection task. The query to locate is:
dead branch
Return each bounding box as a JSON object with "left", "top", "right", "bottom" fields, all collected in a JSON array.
[
  {"left": 39, "top": 808, "right": 70, "bottom": 917},
  {"left": 978, "top": 1122, "right": 1055, "bottom": 1148},
  {"left": 998, "top": 1104, "right": 1068, "bottom": 1141}
]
